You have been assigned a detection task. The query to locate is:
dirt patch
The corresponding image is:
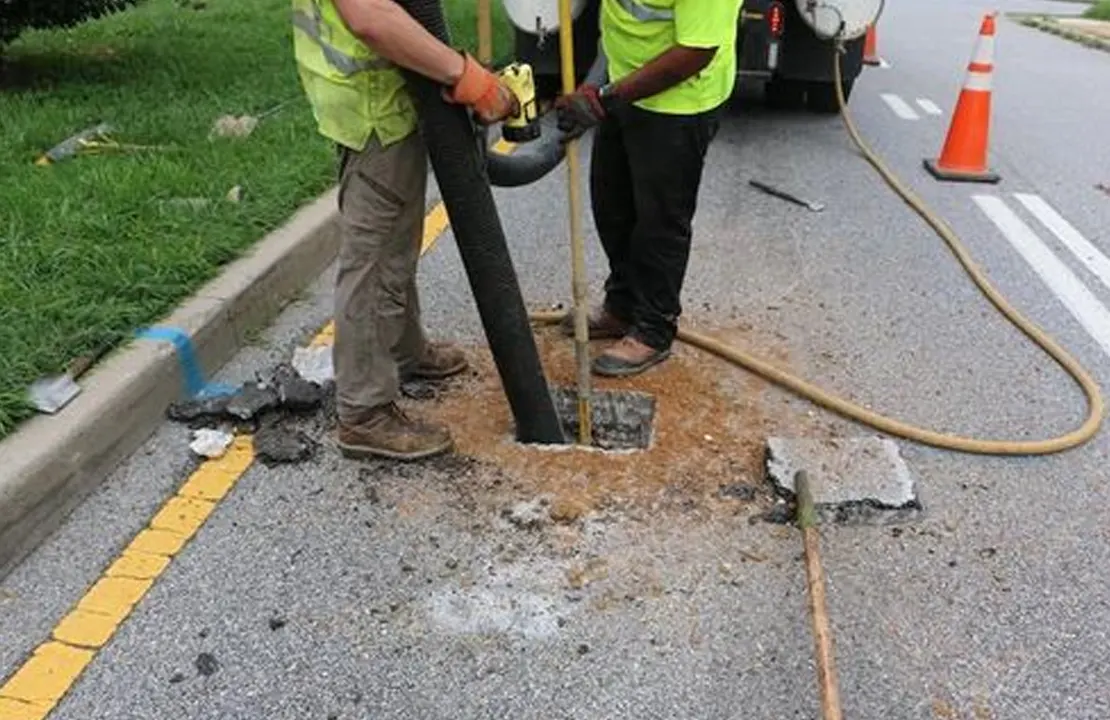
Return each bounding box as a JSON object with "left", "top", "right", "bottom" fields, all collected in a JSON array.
[{"left": 408, "top": 323, "right": 808, "bottom": 518}]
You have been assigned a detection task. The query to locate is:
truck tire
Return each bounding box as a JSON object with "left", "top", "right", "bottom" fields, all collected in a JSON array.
[
  {"left": 805, "top": 77, "right": 854, "bottom": 114},
  {"left": 764, "top": 78, "right": 806, "bottom": 110}
]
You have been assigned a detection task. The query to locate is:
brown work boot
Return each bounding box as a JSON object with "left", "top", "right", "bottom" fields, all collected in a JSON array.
[
  {"left": 592, "top": 336, "right": 671, "bottom": 377},
  {"left": 337, "top": 403, "right": 453, "bottom": 461},
  {"left": 400, "top": 341, "right": 468, "bottom": 381},
  {"left": 559, "top": 305, "right": 629, "bottom": 340}
]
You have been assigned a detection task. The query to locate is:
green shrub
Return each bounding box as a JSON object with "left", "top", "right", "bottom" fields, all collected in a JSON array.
[
  {"left": 1, "top": 0, "right": 142, "bottom": 48},
  {"left": 1084, "top": 1, "right": 1110, "bottom": 21}
]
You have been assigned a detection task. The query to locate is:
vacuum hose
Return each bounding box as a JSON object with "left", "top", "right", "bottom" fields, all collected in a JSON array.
[
  {"left": 529, "top": 47, "right": 1105, "bottom": 455},
  {"left": 394, "top": 0, "right": 564, "bottom": 444},
  {"left": 485, "top": 54, "right": 608, "bottom": 188}
]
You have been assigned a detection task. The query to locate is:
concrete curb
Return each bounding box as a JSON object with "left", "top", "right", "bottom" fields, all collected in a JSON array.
[
  {"left": 1013, "top": 14, "right": 1110, "bottom": 54},
  {"left": 0, "top": 188, "right": 341, "bottom": 579}
]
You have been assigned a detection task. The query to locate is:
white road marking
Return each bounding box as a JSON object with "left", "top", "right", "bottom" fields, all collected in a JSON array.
[
  {"left": 973, "top": 195, "right": 1110, "bottom": 358},
  {"left": 916, "top": 98, "right": 943, "bottom": 115},
  {"left": 880, "top": 93, "right": 920, "bottom": 120},
  {"left": 1014, "top": 193, "right": 1110, "bottom": 295}
]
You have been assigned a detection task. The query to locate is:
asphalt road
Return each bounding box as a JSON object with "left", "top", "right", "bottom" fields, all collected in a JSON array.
[{"left": 4, "top": 2, "right": 1110, "bottom": 718}]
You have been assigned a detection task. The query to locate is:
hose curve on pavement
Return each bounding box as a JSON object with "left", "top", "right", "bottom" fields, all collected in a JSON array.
[{"left": 528, "top": 50, "right": 1105, "bottom": 456}]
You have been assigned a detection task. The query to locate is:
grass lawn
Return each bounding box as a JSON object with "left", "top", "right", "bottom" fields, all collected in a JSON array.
[
  {"left": 0, "top": 0, "right": 512, "bottom": 437},
  {"left": 1084, "top": 0, "right": 1110, "bottom": 20}
]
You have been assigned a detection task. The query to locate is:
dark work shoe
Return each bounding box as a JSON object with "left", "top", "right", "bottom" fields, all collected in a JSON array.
[
  {"left": 400, "top": 341, "right": 468, "bottom": 381},
  {"left": 559, "top": 306, "right": 629, "bottom": 340},
  {"left": 337, "top": 403, "right": 453, "bottom": 461},
  {"left": 591, "top": 336, "right": 671, "bottom": 377}
]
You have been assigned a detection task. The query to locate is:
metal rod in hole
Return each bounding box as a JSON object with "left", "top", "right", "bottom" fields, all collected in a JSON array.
[
  {"left": 796, "top": 470, "right": 843, "bottom": 720},
  {"left": 557, "top": 0, "right": 592, "bottom": 445}
]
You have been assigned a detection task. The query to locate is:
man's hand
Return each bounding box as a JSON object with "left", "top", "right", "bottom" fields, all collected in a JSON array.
[
  {"left": 554, "top": 83, "right": 607, "bottom": 142},
  {"left": 444, "top": 53, "right": 520, "bottom": 125}
]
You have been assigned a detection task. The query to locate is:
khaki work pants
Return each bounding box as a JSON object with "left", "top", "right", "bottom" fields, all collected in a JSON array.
[{"left": 334, "top": 130, "right": 428, "bottom": 423}]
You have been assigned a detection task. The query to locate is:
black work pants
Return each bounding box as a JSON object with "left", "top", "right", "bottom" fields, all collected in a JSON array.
[{"left": 589, "top": 102, "right": 720, "bottom": 351}]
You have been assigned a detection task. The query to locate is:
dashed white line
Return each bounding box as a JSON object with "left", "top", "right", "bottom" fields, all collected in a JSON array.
[
  {"left": 916, "top": 98, "right": 943, "bottom": 115},
  {"left": 880, "top": 93, "right": 920, "bottom": 120},
  {"left": 1014, "top": 193, "right": 1110, "bottom": 295},
  {"left": 973, "top": 194, "right": 1110, "bottom": 358}
]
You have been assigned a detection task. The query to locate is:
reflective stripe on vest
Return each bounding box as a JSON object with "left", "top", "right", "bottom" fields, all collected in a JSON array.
[
  {"left": 292, "top": 1, "right": 392, "bottom": 76},
  {"left": 617, "top": 0, "right": 674, "bottom": 22}
]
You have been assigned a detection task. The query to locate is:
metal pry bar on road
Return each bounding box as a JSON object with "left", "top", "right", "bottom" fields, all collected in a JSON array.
[
  {"left": 795, "top": 470, "right": 844, "bottom": 720},
  {"left": 749, "top": 178, "right": 826, "bottom": 212}
]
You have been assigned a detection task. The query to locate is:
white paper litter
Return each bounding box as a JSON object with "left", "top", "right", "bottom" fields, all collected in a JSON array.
[
  {"left": 292, "top": 345, "right": 334, "bottom": 385},
  {"left": 190, "top": 429, "right": 234, "bottom": 458}
]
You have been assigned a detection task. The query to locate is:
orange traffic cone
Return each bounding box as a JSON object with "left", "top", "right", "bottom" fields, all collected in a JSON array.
[
  {"left": 924, "top": 13, "right": 1001, "bottom": 183},
  {"left": 862, "top": 24, "right": 881, "bottom": 66}
]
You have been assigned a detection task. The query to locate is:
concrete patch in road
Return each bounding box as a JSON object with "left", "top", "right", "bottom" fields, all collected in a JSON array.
[{"left": 764, "top": 436, "right": 922, "bottom": 525}]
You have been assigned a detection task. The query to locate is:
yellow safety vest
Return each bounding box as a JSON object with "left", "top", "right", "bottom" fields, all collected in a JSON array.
[{"left": 291, "top": 0, "right": 418, "bottom": 151}]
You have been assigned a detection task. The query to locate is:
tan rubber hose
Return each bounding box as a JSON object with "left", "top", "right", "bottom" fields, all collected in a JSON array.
[{"left": 528, "top": 48, "right": 1105, "bottom": 456}]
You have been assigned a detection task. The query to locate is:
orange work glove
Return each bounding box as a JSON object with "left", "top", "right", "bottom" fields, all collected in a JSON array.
[{"left": 445, "top": 52, "right": 520, "bottom": 125}]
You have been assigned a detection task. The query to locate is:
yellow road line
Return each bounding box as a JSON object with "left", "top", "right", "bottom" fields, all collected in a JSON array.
[
  {"left": 0, "top": 135, "right": 521, "bottom": 717},
  {"left": 0, "top": 438, "right": 252, "bottom": 717}
]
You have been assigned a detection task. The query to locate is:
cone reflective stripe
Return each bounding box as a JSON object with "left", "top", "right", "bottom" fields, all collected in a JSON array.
[
  {"left": 924, "top": 13, "right": 1001, "bottom": 183},
  {"left": 863, "top": 24, "right": 881, "bottom": 66}
]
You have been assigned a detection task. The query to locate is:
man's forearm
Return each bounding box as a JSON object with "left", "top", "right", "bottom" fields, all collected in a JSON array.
[
  {"left": 608, "top": 46, "right": 716, "bottom": 104},
  {"left": 333, "top": 0, "right": 465, "bottom": 85}
]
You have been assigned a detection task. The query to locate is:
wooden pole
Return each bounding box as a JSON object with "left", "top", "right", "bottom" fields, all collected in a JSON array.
[
  {"left": 557, "top": 0, "right": 592, "bottom": 445},
  {"left": 477, "top": 0, "right": 493, "bottom": 64},
  {"left": 796, "top": 470, "right": 844, "bottom": 720}
]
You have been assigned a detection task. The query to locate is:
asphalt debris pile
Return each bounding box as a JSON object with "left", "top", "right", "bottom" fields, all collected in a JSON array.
[
  {"left": 167, "top": 352, "right": 445, "bottom": 465},
  {"left": 167, "top": 360, "right": 328, "bottom": 465}
]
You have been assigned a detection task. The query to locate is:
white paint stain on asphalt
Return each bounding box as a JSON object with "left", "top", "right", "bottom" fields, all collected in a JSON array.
[{"left": 974, "top": 194, "right": 1110, "bottom": 358}]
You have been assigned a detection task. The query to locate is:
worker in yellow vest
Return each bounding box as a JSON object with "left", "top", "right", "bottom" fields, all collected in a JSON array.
[
  {"left": 292, "top": 0, "right": 518, "bottom": 460},
  {"left": 556, "top": 0, "right": 742, "bottom": 377}
]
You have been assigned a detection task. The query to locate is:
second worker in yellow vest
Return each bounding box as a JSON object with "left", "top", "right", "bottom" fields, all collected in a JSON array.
[
  {"left": 556, "top": 0, "right": 744, "bottom": 377},
  {"left": 292, "top": 0, "right": 519, "bottom": 461}
]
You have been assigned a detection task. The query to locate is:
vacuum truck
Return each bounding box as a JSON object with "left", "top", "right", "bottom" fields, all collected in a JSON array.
[{"left": 498, "top": 0, "right": 885, "bottom": 114}]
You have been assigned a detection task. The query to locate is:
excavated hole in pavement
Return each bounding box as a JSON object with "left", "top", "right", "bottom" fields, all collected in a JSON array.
[
  {"left": 417, "top": 325, "right": 818, "bottom": 522},
  {"left": 537, "top": 387, "right": 657, "bottom": 452}
]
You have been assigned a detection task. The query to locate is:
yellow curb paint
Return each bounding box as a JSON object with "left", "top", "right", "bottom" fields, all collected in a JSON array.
[
  {"left": 125, "top": 528, "right": 187, "bottom": 557},
  {"left": 0, "top": 151, "right": 517, "bottom": 715},
  {"left": 51, "top": 610, "right": 119, "bottom": 649},
  {"left": 105, "top": 552, "right": 170, "bottom": 581},
  {"left": 0, "top": 697, "right": 52, "bottom": 720},
  {"left": 420, "top": 203, "right": 451, "bottom": 255},
  {"left": 419, "top": 138, "right": 517, "bottom": 256},
  {"left": 149, "top": 496, "right": 216, "bottom": 538},
  {"left": 76, "top": 576, "right": 153, "bottom": 618},
  {"left": 0, "top": 642, "right": 93, "bottom": 709}
]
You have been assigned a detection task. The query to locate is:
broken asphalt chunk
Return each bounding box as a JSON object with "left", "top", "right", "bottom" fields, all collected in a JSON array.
[
  {"left": 225, "top": 380, "right": 279, "bottom": 421},
  {"left": 255, "top": 417, "right": 315, "bottom": 465},
  {"left": 167, "top": 393, "right": 232, "bottom": 422},
  {"left": 273, "top": 363, "right": 324, "bottom": 412}
]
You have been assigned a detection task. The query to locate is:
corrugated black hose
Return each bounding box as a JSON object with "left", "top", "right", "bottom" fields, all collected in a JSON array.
[{"left": 393, "top": 0, "right": 564, "bottom": 444}]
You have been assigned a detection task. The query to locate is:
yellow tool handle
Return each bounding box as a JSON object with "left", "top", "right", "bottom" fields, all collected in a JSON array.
[{"left": 558, "top": 0, "right": 593, "bottom": 445}]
